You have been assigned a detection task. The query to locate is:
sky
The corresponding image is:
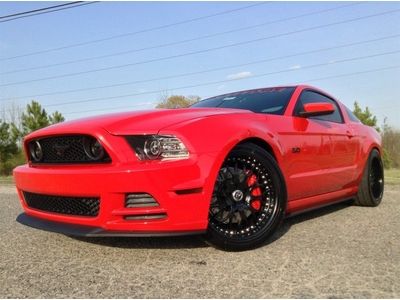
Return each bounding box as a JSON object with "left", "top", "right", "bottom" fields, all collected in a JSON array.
[{"left": 0, "top": 1, "right": 400, "bottom": 128}]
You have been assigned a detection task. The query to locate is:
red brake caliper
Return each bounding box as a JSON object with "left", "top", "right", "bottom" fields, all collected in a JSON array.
[{"left": 247, "top": 174, "right": 262, "bottom": 211}]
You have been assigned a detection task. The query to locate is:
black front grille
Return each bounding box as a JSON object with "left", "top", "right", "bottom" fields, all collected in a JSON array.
[
  {"left": 28, "top": 135, "right": 111, "bottom": 164},
  {"left": 23, "top": 191, "right": 100, "bottom": 217}
]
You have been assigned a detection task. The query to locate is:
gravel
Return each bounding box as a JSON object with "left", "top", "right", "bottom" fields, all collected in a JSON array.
[{"left": 1, "top": 185, "right": 399, "bottom": 298}]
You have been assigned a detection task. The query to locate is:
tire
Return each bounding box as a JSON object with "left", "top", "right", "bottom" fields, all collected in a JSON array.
[
  {"left": 354, "top": 149, "right": 384, "bottom": 207},
  {"left": 205, "top": 143, "right": 286, "bottom": 251}
]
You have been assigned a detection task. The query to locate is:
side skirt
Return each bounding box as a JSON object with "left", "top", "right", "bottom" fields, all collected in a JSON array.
[{"left": 285, "top": 187, "right": 357, "bottom": 218}]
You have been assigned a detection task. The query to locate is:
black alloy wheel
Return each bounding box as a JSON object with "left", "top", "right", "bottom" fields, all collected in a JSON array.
[
  {"left": 369, "top": 156, "right": 384, "bottom": 200},
  {"left": 355, "top": 149, "right": 384, "bottom": 207},
  {"left": 205, "top": 143, "right": 286, "bottom": 251}
]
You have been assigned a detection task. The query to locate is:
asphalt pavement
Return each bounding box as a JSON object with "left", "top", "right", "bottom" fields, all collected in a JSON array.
[{"left": 1, "top": 184, "right": 399, "bottom": 298}]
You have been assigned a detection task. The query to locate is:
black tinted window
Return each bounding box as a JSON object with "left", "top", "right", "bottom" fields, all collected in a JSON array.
[
  {"left": 345, "top": 106, "right": 361, "bottom": 123},
  {"left": 191, "top": 87, "right": 295, "bottom": 115},
  {"left": 294, "top": 90, "right": 343, "bottom": 123}
]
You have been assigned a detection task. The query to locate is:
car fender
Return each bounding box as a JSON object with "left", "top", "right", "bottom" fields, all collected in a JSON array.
[
  {"left": 353, "top": 124, "right": 382, "bottom": 185},
  {"left": 159, "top": 113, "right": 285, "bottom": 206}
]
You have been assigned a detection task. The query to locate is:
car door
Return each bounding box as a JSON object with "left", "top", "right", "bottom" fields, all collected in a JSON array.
[
  {"left": 278, "top": 89, "right": 357, "bottom": 200},
  {"left": 287, "top": 90, "right": 358, "bottom": 198}
]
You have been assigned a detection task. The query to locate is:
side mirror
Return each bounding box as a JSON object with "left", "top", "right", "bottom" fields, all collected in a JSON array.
[{"left": 298, "top": 102, "right": 335, "bottom": 118}]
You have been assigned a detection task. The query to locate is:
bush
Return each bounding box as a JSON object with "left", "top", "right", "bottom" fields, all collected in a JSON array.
[
  {"left": 382, "top": 122, "right": 400, "bottom": 169},
  {"left": 0, "top": 150, "right": 25, "bottom": 176}
]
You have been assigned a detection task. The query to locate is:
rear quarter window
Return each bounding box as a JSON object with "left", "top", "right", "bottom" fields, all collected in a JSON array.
[{"left": 345, "top": 106, "right": 361, "bottom": 123}]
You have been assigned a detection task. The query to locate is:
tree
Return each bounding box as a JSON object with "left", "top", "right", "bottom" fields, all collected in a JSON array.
[
  {"left": 352, "top": 101, "right": 379, "bottom": 131},
  {"left": 49, "top": 111, "right": 65, "bottom": 124},
  {"left": 0, "top": 101, "right": 23, "bottom": 126},
  {"left": 20, "top": 101, "right": 50, "bottom": 135},
  {"left": 0, "top": 101, "right": 65, "bottom": 175},
  {"left": 381, "top": 118, "right": 400, "bottom": 168},
  {"left": 156, "top": 95, "right": 200, "bottom": 109},
  {"left": 16, "top": 101, "right": 65, "bottom": 137},
  {"left": 352, "top": 103, "right": 399, "bottom": 169},
  {"left": 0, "top": 120, "right": 19, "bottom": 175}
]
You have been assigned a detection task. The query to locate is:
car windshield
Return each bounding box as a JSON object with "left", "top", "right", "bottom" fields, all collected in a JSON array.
[{"left": 191, "top": 87, "right": 295, "bottom": 115}]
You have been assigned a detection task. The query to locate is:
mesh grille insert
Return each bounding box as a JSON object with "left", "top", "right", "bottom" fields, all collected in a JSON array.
[
  {"left": 27, "top": 135, "right": 111, "bottom": 164},
  {"left": 23, "top": 191, "right": 100, "bottom": 217}
]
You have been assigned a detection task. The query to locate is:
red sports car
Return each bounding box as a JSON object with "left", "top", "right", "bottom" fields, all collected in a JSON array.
[{"left": 14, "top": 85, "right": 384, "bottom": 250}]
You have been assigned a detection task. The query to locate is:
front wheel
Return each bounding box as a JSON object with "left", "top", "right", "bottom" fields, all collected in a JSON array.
[{"left": 205, "top": 143, "right": 286, "bottom": 251}]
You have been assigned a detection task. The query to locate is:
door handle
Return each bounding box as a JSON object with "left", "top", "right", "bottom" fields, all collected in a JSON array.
[{"left": 346, "top": 130, "right": 355, "bottom": 138}]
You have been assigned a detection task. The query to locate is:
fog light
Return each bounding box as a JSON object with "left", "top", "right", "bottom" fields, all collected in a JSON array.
[
  {"left": 29, "top": 140, "right": 43, "bottom": 162},
  {"left": 83, "top": 137, "right": 104, "bottom": 160}
]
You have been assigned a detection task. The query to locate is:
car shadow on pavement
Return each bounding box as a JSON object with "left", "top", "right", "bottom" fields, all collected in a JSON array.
[
  {"left": 73, "top": 235, "right": 209, "bottom": 249},
  {"left": 72, "top": 200, "right": 353, "bottom": 250},
  {"left": 269, "top": 199, "right": 354, "bottom": 245}
]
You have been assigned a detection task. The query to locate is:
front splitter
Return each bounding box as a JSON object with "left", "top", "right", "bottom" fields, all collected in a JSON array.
[{"left": 16, "top": 213, "right": 206, "bottom": 237}]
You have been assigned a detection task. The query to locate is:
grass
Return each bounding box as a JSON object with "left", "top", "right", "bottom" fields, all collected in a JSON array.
[
  {"left": 386, "top": 168, "right": 400, "bottom": 185},
  {"left": 0, "top": 176, "right": 14, "bottom": 185}
]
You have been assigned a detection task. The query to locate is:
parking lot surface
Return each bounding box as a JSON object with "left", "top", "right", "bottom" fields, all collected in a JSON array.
[{"left": 1, "top": 184, "right": 399, "bottom": 298}]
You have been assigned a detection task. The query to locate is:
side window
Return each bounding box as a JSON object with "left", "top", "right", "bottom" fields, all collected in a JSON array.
[
  {"left": 345, "top": 106, "right": 361, "bottom": 123},
  {"left": 294, "top": 90, "right": 344, "bottom": 123}
]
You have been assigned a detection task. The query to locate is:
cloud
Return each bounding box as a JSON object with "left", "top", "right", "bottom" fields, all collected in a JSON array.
[
  {"left": 289, "top": 65, "right": 302, "bottom": 70},
  {"left": 226, "top": 71, "right": 253, "bottom": 80}
]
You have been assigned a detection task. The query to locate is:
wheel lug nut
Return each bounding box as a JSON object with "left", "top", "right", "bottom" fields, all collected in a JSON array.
[{"left": 232, "top": 190, "right": 244, "bottom": 202}]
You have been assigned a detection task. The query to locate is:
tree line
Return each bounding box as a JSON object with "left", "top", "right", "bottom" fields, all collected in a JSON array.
[
  {"left": 0, "top": 96, "right": 399, "bottom": 176},
  {"left": 0, "top": 101, "right": 64, "bottom": 175}
]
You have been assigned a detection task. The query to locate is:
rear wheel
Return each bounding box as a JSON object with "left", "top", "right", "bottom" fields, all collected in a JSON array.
[
  {"left": 205, "top": 143, "right": 286, "bottom": 251},
  {"left": 354, "top": 149, "right": 384, "bottom": 207}
]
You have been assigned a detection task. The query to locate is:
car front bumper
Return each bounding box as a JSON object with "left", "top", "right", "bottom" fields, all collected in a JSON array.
[{"left": 13, "top": 153, "right": 217, "bottom": 236}]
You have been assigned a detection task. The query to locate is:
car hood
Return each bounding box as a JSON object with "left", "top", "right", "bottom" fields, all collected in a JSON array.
[{"left": 27, "top": 108, "right": 250, "bottom": 138}]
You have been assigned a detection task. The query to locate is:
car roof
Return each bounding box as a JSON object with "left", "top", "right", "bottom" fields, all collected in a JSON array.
[
  {"left": 205, "top": 85, "right": 296, "bottom": 99},
  {"left": 204, "top": 84, "right": 340, "bottom": 104}
]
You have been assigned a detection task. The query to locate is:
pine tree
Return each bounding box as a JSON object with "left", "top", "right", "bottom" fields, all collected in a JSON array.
[
  {"left": 15, "top": 101, "right": 65, "bottom": 137},
  {"left": 20, "top": 101, "right": 50, "bottom": 135},
  {"left": 352, "top": 101, "right": 379, "bottom": 131},
  {"left": 49, "top": 111, "right": 65, "bottom": 124}
]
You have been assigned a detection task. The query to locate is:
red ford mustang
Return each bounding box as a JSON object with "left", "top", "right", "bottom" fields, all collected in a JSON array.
[{"left": 13, "top": 85, "right": 384, "bottom": 250}]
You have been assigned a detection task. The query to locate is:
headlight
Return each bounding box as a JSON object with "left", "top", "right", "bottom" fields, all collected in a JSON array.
[{"left": 126, "top": 135, "right": 189, "bottom": 160}]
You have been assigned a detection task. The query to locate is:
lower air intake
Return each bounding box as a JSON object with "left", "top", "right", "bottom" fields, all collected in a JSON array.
[
  {"left": 23, "top": 191, "right": 100, "bottom": 217},
  {"left": 125, "top": 193, "right": 159, "bottom": 208},
  {"left": 124, "top": 213, "right": 166, "bottom": 220}
]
